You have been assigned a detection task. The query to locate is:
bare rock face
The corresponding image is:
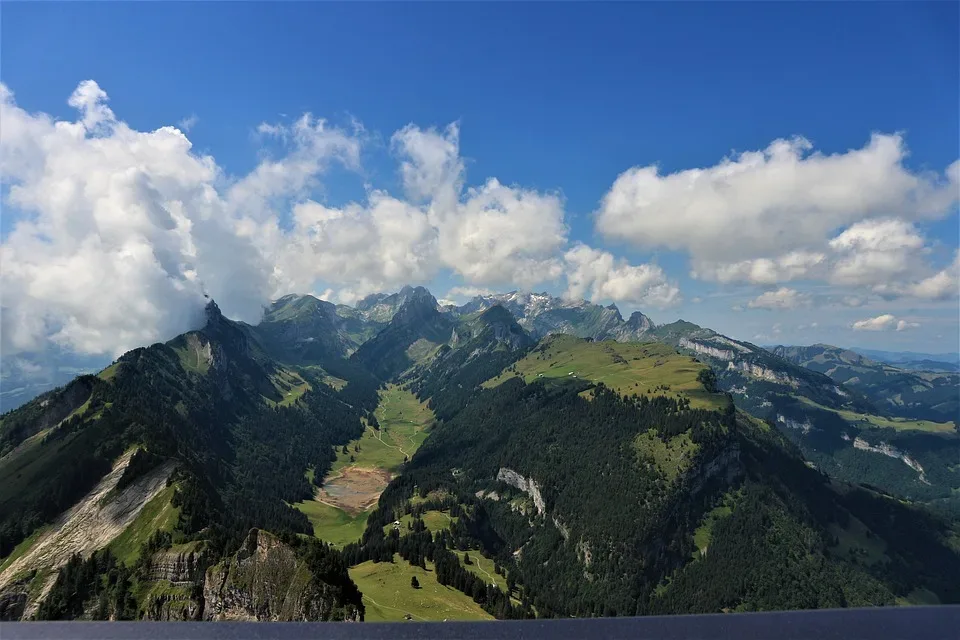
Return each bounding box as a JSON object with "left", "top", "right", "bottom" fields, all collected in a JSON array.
[
  {"left": 142, "top": 596, "right": 203, "bottom": 622},
  {"left": 497, "top": 468, "right": 546, "bottom": 516},
  {"left": 0, "top": 574, "right": 30, "bottom": 621},
  {"left": 148, "top": 547, "right": 209, "bottom": 584},
  {"left": 202, "top": 529, "right": 360, "bottom": 622}
]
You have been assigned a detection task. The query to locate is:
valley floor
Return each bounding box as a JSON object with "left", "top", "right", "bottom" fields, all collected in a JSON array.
[
  {"left": 294, "top": 384, "right": 434, "bottom": 544},
  {"left": 293, "top": 384, "right": 510, "bottom": 621}
]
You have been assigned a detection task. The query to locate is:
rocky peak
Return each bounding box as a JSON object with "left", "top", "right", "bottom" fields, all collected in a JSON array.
[
  {"left": 605, "top": 303, "right": 624, "bottom": 323},
  {"left": 625, "top": 311, "right": 653, "bottom": 332},
  {"left": 204, "top": 299, "right": 223, "bottom": 327},
  {"left": 392, "top": 289, "right": 440, "bottom": 325}
]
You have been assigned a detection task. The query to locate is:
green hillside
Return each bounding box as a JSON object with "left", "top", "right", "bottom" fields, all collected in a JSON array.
[
  {"left": 349, "top": 554, "right": 492, "bottom": 621},
  {"left": 484, "top": 334, "right": 729, "bottom": 410}
]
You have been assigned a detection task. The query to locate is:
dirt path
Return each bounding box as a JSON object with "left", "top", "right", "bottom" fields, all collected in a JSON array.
[
  {"left": 363, "top": 594, "right": 427, "bottom": 621},
  {"left": 473, "top": 559, "right": 497, "bottom": 586},
  {"left": 367, "top": 424, "right": 411, "bottom": 458}
]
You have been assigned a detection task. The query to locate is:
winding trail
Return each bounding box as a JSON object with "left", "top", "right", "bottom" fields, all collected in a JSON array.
[
  {"left": 473, "top": 559, "right": 496, "bottom": 585},
  {"left": 363, "top": 594, "right": 427, "bottom": 621}
]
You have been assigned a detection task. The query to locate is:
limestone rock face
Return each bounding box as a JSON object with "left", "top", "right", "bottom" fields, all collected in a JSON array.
[
  {"left": 497, "top": 468, "right": 546, "bottom": 516},
  {"left": 0, "top": 575, "right": 30, "bottom": 621},
  {"left": 201, "top": 529, "right": 360, "bottom": 622}
]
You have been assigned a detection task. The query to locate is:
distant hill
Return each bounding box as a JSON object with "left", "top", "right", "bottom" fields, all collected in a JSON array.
[
  {"left": 772, "top": 344, "right": 959, "bottom": 425},
  {"left": 853, "top": 348, "right": 960, "bottom": 367}
]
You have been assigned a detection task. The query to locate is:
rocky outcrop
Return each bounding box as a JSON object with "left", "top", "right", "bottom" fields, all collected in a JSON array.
[
  {"left": 853, "top": 437, "right": 927, "bottom": 483},
  {"left": 726, "top": 361, "right": 800, "bottom": 387},
  {"left": 777, "top": 414, "right": 813, "bottom": 434},
  {"left": 575, "top": 539, "right": 593, "bottom": 568},
  {"left": 497, "top": 468, "right": 546, "bottom": 516},
  {"left": 143, "top": 594, "right": 202, "bottom": 621},
  {"left": 688, "top": 444, "right": 742, "bottom": 496},
  {"left": 0, "top": 575, "right": 30, "bottom": 621},
  {"left": 680, "top": 338, "right": 734, "bottom": 361},
  {"left": 148, "top": 547, "right": 209, "bottom": 585},
  {"left": 202, "top": 529, "right": 360, "bottom": 622}
]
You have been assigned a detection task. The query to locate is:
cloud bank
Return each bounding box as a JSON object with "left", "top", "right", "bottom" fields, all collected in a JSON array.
[
  {"left": 599, "top": 134, "right": 959, "bottom": 298},
  {"left": 1, "top": 80, "right": 678, "bottom": 359}
]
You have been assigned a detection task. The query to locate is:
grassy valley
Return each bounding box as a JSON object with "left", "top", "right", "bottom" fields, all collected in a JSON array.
[{"left": 294, "top": 385, "right": 435, "bottom": 547}]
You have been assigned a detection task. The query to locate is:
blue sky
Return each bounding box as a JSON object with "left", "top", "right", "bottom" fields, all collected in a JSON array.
[{"left": 1, "top": 2, "right": 958, "bottom": 360}]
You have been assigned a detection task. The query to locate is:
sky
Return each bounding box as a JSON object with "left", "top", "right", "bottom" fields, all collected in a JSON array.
[{"left": 1, "top": 1, "right": 958, "bottom": 381}]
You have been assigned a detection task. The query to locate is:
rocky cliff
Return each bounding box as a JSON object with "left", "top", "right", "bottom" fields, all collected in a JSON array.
[
  {"left": 497, "top": 468, "right": 546, "bottom": 516},
  {"left": 201, "top": 529, "right": 361, "bottom": 622}
]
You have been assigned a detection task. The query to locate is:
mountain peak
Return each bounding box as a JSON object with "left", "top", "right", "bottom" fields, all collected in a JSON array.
[
  {"left": 625, "top": 310, "right": 653, "bottom": 331},
  {"left": 478, "top": 303, "right": 516, "bottom": 325},
  {"left": 204, "top": 299, "right": 223, "bottom": 326}
]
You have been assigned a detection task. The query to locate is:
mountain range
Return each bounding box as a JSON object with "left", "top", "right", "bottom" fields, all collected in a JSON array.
[{"left": 0, "top": 286, "right": 957, "bottom": 621}]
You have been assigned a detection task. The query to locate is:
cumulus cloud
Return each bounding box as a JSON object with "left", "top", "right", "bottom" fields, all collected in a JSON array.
[
  {"left": 746, "top": 287, "right": 812, "bottom": 310},
  {"left": 873, "top": 251, "right": 960, "bottom": 300},
  {"left": 394, "top": 124, "right": 568, "bottom": 288},
  {"left": 563, "top": 244, "right": 681, "bottom": 308},
  {"left": 0, "top": 81, "right": 293, "bottom": 356},
  {"left": 851, "top": 314, "right": 920, "bottom": 332},
  {"left": 692, "top": 251, "right": 827, "bottom": 285},
  {"left": 1, "top": 80, "right": 675, "bottom": 360},
  {"left": 600, "top": 134, "right": 958, "bottom": 300},
  {"left": 261, "top": 123, "right": 570, "bottom": 301},
  {"left": 598, "top": 134, "right": 958, "bottom": 260}
]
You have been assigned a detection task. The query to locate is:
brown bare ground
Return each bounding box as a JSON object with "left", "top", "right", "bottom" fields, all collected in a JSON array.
[{"left": 317, "top": 466, "right": 391, "bottom": 515}]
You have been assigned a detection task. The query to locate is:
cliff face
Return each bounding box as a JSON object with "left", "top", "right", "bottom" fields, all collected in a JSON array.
[
  {"left": 201, "top": 529, "right": 361, "bottom": 622},
  {"left": 497, "top": 468, "right": 546, "bottom": 516},
  {"left": 0, "top": 575, "right": 30, "bottom": 621},
  {"left": 147, "top": 547, "right": 209, "bottom": 584}
]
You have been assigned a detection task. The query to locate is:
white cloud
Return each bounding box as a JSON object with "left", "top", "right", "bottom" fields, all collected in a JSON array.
[
  {"left": 874, "top": 251, "right": 960, "bottom": 300},
  {"left": 563, "top": 244, "right": 681, "bottom": 308},
  {"left": 851, "top": 314, "right": 920, "bottom": 332},
  {"left": 598, "top": 134, "right": 958, "bottom": 261},
  {"left": 746, "top": 287, "right": 812, "bottom": 310},
  {"left": 178, "top": 114, "right": 199, "bottom": 132},
  {"left": 393, "top": 125, "right": 568, "bottom": 288},
  {"left": 896, "top": 319, "right": 921, "bottom": 331},
  {"left": 1, "top": 80, "right": 677, "bottom": 360},
  {"left": 692, "top": 251, "right": 827, "bottom": 285},
  {"left": 601, "top": 133, "right": 958, "bottom": 301},
  {"left": 445, "top": 286, "right": 496, "bottom": 301},
  {"left": 261, "top": 123, "right": 571, "bottom": 300},
  {"left": 0, "top": 81, "right": 295, "bottom": 356},
  {"left": 827, "top": 219, "right": 928, "bottom": 286}
]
